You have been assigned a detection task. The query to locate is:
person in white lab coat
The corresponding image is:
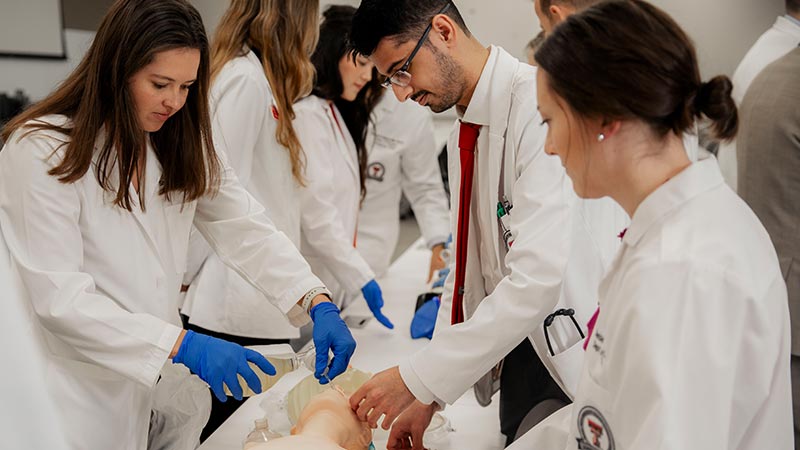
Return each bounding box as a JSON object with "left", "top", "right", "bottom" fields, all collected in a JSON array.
[
  {"left": 0, "top": 1, "right": 356, "bottom": 449},
  {"left": 715, "top": 0, "right": 800, "bottom": 191},
  {"left": 357, "top": 92, "right": 449, "bottom": 279},
  {"left": 179, "top": 0, "right": 323, "bottom": 436},
  {"left": 295, "top": 5, "right": 394, "bottom": 329},
  {"left": 345, "top": 1, "right": 616, "bottom": 447},
  {"left": 513, "top": 2, "right": 793, "bottom": 449}
]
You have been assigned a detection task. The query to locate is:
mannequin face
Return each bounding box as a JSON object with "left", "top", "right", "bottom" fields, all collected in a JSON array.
[{"left": 293, "top": 388, "right": 372, "bottom": 450}]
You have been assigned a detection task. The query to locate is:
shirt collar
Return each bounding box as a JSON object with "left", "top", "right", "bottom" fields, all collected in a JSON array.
[
  {"left": 622, "top": 158, "right": 724, "bottom": 247},
  {"left": 457, "top": 45, "right": 499, "bottom": 126},
  {"left": 785, "top": 14, "right": 800, "bottom": 29}
]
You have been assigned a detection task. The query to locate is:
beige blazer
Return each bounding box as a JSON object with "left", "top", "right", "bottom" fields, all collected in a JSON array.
[{"left": 738, "top": 46, "right": 800, "bottom": 355}]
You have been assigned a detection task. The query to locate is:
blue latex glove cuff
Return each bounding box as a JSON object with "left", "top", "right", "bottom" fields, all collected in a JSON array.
[
  {"left": 410, "top": 296, "right": 440, "bottom": 340},
  {"left": 432, "top": 267, "right": 450, "bottom": 289},
  {"left": 310, "top": 302, "right": 357, "bottom": 384},
  {"left": 361, "top": 279, "right": 394, "bottom": 329}
]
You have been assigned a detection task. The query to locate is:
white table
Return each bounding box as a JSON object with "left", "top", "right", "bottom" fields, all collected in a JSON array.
[{"left": 199, "top": 239, "right": 504, "bottom": 450}]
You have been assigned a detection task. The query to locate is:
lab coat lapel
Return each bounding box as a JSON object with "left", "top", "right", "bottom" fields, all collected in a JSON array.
[
  {"left": 126, "top": 143, "right": 170, "bottom": 274},
  {"left": 327, "top": 102, "right": 360, "bottom": 182},
  {"left": 485, "top": 50, "right": 518, "bottom": 270}
]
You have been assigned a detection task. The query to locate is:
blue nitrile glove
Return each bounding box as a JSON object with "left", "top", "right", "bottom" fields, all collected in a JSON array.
[
  {"left": 432, "top": 267, "right": 450, "bottom": 289},
  {"left": 410, "top": 296, "right": 440, "bottom": 340},
  {"left": 173, "top": 330, "right": 276, "bottom": 402},
  {"left": 361, "top": 279, "right": 394, "bottom": 329},
  {"left": 310, "top": 302, "right": 357, "bottom": 384}
]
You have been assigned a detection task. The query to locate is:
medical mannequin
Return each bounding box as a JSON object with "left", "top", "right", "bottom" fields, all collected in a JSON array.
[
  {"left": 512, "top": 1, "right": 792, "bottom": 448},
  {"left": 251, "top": 389, "right": 372, "bottom": 450}
]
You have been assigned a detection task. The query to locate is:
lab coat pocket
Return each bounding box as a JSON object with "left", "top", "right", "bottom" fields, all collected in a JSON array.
[{"left": 548, "top": 337, "right": 585, "bottom": 399}]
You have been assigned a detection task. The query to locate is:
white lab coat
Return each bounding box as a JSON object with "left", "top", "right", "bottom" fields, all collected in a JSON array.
[
  {"left": 295, "top": 95, "right": 374, "bottom": 306},
  {"left": 356, "top": 93, "right": 449, "bottom": 276},
  {"left": 716, "top": 15, "right": 800, "bottom": 191},
  {"left": 0, "top": 229, "right": 69, "bottom": 450},
  {"left": 182, "top": 48, "right": 303, "bottom": 338},
  {"left": 0, "top": 116, "right": 322, "bottom": 450},
  {"left": 399, "top": 47, "right": 620, "bottom": 405},
  {"left": 511, "top": 159, "right": 793, "bottom": 450}
]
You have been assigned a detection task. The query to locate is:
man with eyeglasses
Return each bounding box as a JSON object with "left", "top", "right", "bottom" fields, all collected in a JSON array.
[{"left": 346, "top": 1, "right": 615, "bottom": 448}]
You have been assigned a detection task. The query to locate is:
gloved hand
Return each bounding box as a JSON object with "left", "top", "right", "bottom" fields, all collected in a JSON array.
[
  {"left": 361, "top": 279, "right": 394, "bottom": 329},
  {"left": 432, "top": 267, "right": 450, "bottom": 289},
  {"left": 410, "top": 296, "right": 440, "bottom": 340},
  {"left": 173, "top": 330, "right": 275, "bottom": 402},
  {"left": 310, "top": 301, "right": 357, "bottom": 384}
]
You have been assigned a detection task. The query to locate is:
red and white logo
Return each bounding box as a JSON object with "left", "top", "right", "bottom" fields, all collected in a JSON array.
[
  {"left": 367, "top": 162, "right": 386, "bottom": 182},
  {"left": 576, "top": 406, "right": 615, "bottom": 450}
]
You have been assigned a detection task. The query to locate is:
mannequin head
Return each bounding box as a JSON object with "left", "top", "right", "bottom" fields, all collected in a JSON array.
[{"left": 291, "top": 388, "right": 373, "bottom": 450}]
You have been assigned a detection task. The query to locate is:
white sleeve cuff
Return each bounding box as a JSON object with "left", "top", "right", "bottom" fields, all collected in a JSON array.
[
  {"left": 143, "top": 324, "right": 183, "bottom": 387},
  {"left": 277, "top": 279, "right": 324, "bottom": 327},
  {"left": 426, "top": 236, "right": 449, "bottom": 250},
  {"left": 399, "top": 360, "right": 444, "bottom": 406}
]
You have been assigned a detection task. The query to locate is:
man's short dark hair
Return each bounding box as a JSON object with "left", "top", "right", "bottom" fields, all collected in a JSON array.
[
  {"left": 350, "top": 0, "right": 470, "bottom": 57},
  {"left": 788, "top": 0, "right": 800, "bottom": 15}
]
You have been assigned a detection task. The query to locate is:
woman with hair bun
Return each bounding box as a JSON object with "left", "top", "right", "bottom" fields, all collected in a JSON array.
[{"left": 516, "top": 0, "right": 793, "bottom": 448}]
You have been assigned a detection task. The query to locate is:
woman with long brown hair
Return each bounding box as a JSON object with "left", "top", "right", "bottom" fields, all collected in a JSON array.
[
  {"left": 0, "top": 0, "right": 355, "bottom": 448},
  {"left": 179, "top": 0, "right": 327, "bottom": 435}
]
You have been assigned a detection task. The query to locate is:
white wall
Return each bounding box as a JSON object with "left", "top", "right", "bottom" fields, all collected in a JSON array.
[
  {"left": 0, "top": 1, "right": 786, "bottom": 103},
  {"left": 650, "top": 0, "right": 784, "bottom": 77},
  {"left": 183, "top": 0, "right": 789, "bottom": 78}
]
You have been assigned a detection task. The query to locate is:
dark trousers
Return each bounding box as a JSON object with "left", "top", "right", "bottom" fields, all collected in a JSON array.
[
  {"left": 499, "top": 339, "right": 571, "bottom": 447},
  {"left": 182, "top": 318, "right": 289, "bottom": 442}
]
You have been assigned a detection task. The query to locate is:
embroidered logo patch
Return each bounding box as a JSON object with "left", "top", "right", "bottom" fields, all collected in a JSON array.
[
  {"left": 367, "top": 162, "right": 386, "bottom": 182},
  {"left": 576, "top": 406, "right": 614, "bottom": 450}
]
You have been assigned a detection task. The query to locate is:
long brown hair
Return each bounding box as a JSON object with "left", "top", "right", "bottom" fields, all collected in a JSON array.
[
  {"left": 535, "top": 0, "right": 737, "bottom": 142},
  {"left": 1, "top": 0, "right": 220, "bottom": 211},
  {"left": 312, "top": 5, "right": 382, "bottom": 201},
  {"left": 210, "top": 0, "right": 319, "bottom": 186}
]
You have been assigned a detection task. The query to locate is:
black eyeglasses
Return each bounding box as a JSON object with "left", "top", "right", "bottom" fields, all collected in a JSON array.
[
  {"left": 543, "top": 308, "right": 585, "bottom": 357},
  {"left": 381, "top": 2, "right": 452, "bottom": 89}
]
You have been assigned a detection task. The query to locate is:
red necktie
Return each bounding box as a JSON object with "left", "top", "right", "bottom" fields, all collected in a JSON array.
[{"left": 451, "top": 121, "right": 481, "bottom": 325}]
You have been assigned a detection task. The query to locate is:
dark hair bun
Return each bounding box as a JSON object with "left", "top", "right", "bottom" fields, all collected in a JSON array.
[{"left": 694, "top": 75, "right": 738, "bottom": 141}]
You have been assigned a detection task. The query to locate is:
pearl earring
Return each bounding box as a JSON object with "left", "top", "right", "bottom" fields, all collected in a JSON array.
[{"left": 597, "top": 133, "right": 605, "bottom": 142}]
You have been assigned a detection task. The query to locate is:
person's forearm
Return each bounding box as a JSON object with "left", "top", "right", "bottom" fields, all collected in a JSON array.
[{"left": 170, "top": 329, "right": 187, "bottom": 359}]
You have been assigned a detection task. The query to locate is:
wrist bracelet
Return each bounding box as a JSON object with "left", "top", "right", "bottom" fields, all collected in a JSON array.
[{"left": 301, "top": 286, "right": 332, "bottom": 314}]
